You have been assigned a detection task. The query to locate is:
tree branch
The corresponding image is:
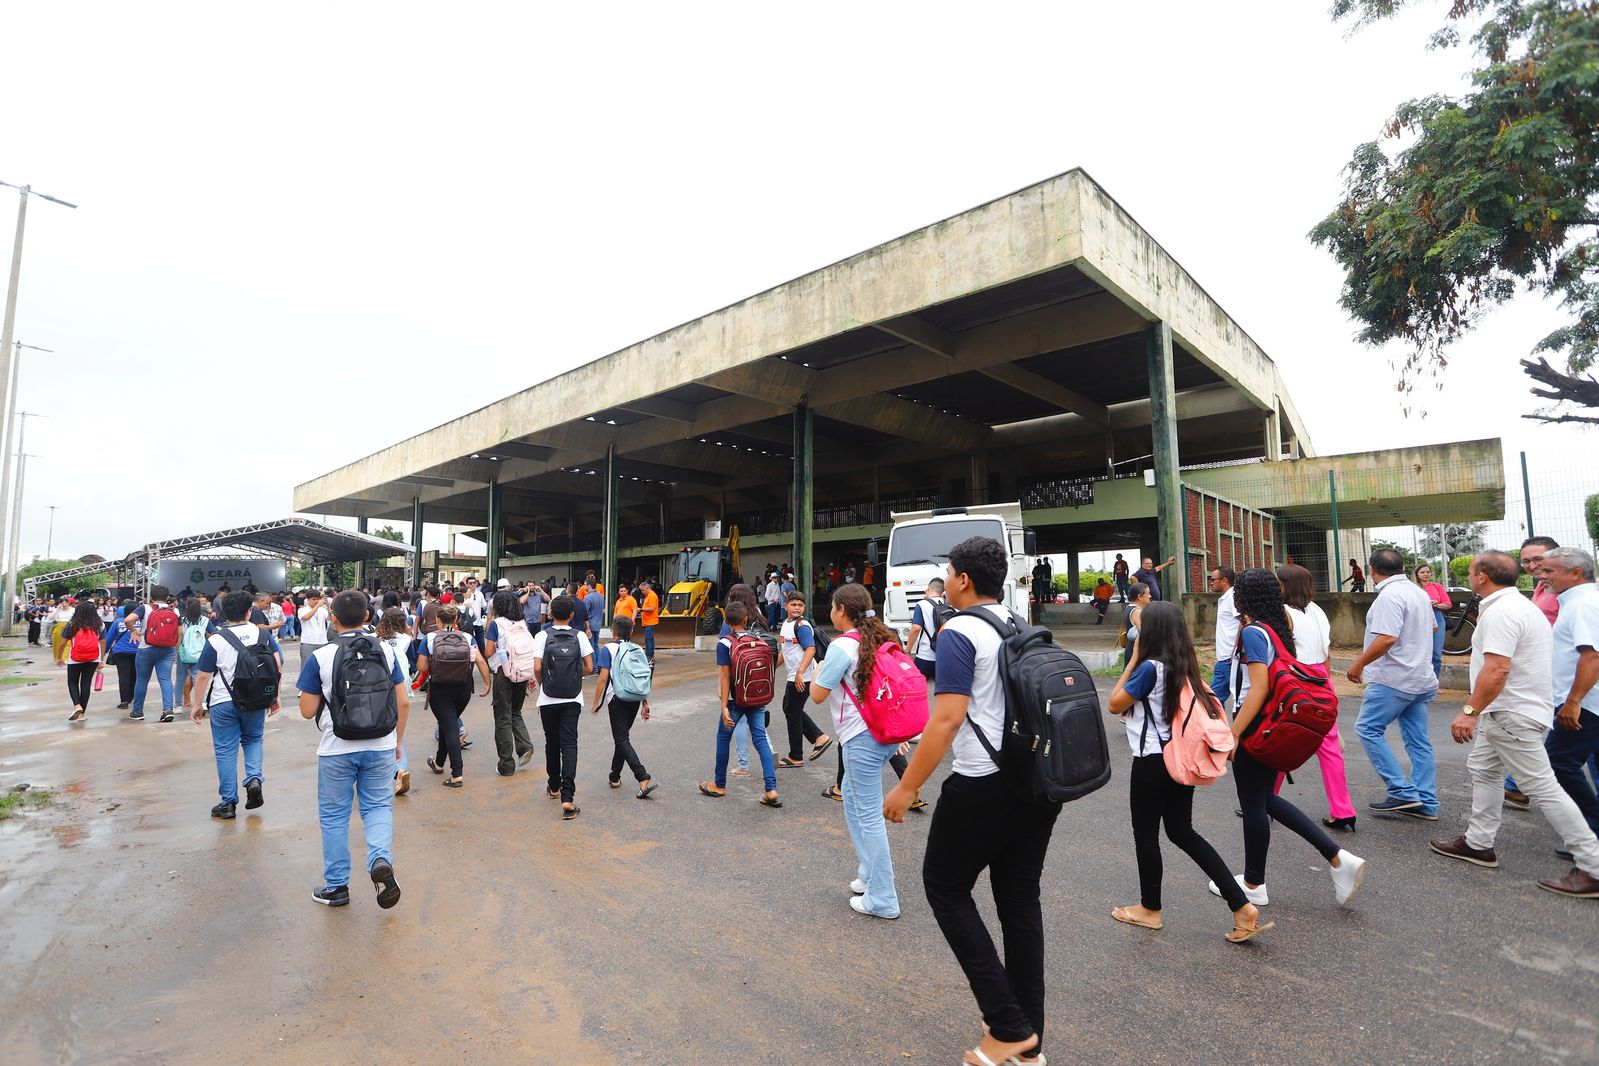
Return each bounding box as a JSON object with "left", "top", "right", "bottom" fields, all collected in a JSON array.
[
  {"left": 1522, "top": 412, "right": 1599, "bottom": 425},
  {"left": 1521, "top": 356, "right": 1599, "bottom": 409}
]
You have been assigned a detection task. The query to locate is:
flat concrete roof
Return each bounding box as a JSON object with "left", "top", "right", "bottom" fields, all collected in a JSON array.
[{"left": 294, "top": 169, "right": 1318, "bottom": 546}]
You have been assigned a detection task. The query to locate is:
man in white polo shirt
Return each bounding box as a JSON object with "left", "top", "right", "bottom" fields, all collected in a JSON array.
[{"left": 1429, "top": 552, "right": 1599, "bottom": 897}]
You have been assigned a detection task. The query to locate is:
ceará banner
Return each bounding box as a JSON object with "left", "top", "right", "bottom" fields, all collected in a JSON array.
[{"left": 154, "top": 558, "right": 288, "bottom": 596}]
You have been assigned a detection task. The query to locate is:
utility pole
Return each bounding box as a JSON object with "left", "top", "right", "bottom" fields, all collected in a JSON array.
[
  {"left": 3, "top": 412, "right": 43, "bottom": 631},
  {"left": 0, "top": 342, "right": 46, "bottom": 635},
  {"left": 46, "top": 505, "right": 57, "bottom": 560}
]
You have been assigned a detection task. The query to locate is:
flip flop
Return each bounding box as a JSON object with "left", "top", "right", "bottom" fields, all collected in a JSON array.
[
  {"left": 562, "top": 805, "right": 580, "bottom": 820},
  {"left": 427, "top": 758, "right": 444, "bottom": 775},
  {"left": 698, "top": 782, "right": 726, "bottom": 798},
  {"left": 1225, "top": 919, "right": 1275, "bottom": 944},
  {"left": 822, "top": 786, "right": 843, "bottom": 801},
  {"left": 442, "top": 777, "right": 463, "bottom": 788},
  {"left": 1111, "top": 906, "right": 1162, "bottom": 930},
  {"left": 730, "top": 769, "right": 752, "bottom": 778},
  {"left": 637, "top": 783, "right": 658, "bottom": 800},
  {"left": 759, "top": 794, "right": 783, "bottom": 808},
  {"left": 777, "top": 756, "right": 805, "bottom": 768},
  {"left": 809, "top": 737, "right": 834, "bottom": 761}
]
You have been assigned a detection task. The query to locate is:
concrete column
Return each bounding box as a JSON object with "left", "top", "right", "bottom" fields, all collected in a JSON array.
[
  {"left": 409, "top": 497, "right": 424, "bottom": 587},
  {"left": 793, "top": 404, "right": 813, "bottom": 604},
  {"left": 1264, "top": 408, "right": 1283, "bottom": 461},
  {"left": 1066, "top": 551, "right": 1079, "bottom": 604},
  {"left": 355, "top": 515, "right": 368, "bottom": 590},
  {"left": 1146, "top": 322, "right": 1185, "bottom": 599},
  {"left": 601, "top": 444, "right": 619, "bottom": 622},
  {"left": 485, "top": 479, "right": 503, "bottom": 584},
  {"left": 971, "top": 450, "right": 990, "bottom": 505}
]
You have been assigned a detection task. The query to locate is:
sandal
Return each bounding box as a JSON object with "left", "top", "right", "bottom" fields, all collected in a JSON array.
[
  {"left": 1111, "top": 906, "right": 1163, "bottom": 930},
  {"left": 759, "top": 793, "right": 783, "bottom": 808},
  {"left": 1225, "top": 918, "right": 1275, "bottom": 944},
  {"left": 609, "top": 778, "right": 622, "bottom": 789},
  {"left": 562, "top": 804, "right": 580, "bottom": 820},
  {"left": 698, "top": 782, "right": 726, "bottom": 798},
  {"left": 809, "top": 737, "right": 833, "bottom": 760},
  {"left": 730, "top": 768, "right": 752, "bottom": 778},
  {"left": 822, "top": 786, "right": 843, "bottom": 801},
  {"left": 427, "top": 758, "right": 445, "bottom": 775},
  {"left": 777, "top": 756, "right": 805, "bottom": 768},
  {"left": 637, "top": 782, "right": 658, "bottom": 800},
  {"left": 442, "top": 777, "right": 463, "bottom": 789}
]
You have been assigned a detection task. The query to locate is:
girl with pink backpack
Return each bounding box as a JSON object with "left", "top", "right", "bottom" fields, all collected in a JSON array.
[{"left": 1108, "top": 601, "right": 1272, "bottom": 943}]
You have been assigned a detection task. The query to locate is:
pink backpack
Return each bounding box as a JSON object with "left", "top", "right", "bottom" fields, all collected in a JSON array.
[
  {"left": 840, "top": 633, "right": 930, "bottom": 744},
  {"left": 500, "top": 620, "right": 540, "bottom": 683},
  {"left": 1152, "top": 680, "right": 1234, "bottom": 786}
]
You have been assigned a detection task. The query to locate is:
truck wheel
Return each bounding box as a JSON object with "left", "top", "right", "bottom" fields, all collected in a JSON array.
[{"left": 699, "top": 606, "right": 724, "bottom": 635}]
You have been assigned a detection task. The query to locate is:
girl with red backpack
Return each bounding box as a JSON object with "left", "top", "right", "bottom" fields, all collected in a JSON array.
[
  {"left": 63, "top": 600, "right": 106, "bottom": 722},
  {"left": 1213, "top": 569, "right": 1367, "bottom": 910},
  {"left": 808, "top": 583, "right": 921, "bottom": 920},
  {"left": 1107, "top": 602, "right": 1269, "bottom": 943}
]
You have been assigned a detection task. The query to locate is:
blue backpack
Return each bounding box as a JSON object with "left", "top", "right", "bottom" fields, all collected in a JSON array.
[{"left": 609, "top": 640, "right": 653, "bottom": 701}]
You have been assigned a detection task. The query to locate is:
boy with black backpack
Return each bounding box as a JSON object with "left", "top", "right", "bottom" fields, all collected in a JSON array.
[
  {"left": 191, "top": 591, "right": 284, "bottom": 820},
  {"left": 885, "top": 536, "right": 1090, "bottom": 1066},
  {"left": 296, "top": 591, "right": 410, "bottom": 910},
  {"left": 532, "top": 595, "right": 594, "bottom": 820}
]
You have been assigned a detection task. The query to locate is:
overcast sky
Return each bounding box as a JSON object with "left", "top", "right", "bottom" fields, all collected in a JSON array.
[{"left": 3, "top": 0, "right": 1594, "bottom": 564}]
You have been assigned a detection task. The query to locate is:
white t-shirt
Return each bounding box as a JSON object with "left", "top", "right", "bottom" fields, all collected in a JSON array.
[
  {"left": 912, "top": 598, "right": 943, "bottom": 663},
  {"left": 779, "top": 617, "right": 819, "bottom": 682},
  {"left": 198, "top": 622, "right": 280, "bottom": 708},
  {"left": 530, "top": 624, "right": 594, "bottom": 707},
  {"left": 295, "top": 634, "right": 406, "bottom": 756},
  {"left": 1287, "top": 603, "right": 1331, "bottom": 666},
  {"left": 811, "top": 632, "right": 865, "bottom": 745},
  {"left": 1121, "top": 659, "right": 1169, "bottom": 758},
  {"left": 932, "top": 602, "right": 1014, "bottom": 778},
  {"left": 1214, "top": 588, "right": 1240, "bottom": 662},
  {"left": 298, "top": 604, "right": 330, "bottom": 645},
  {"left": 381, "top": 631, "right": 412, "bottom": 670},
  {"left": 1471, "top": 586, "right": 1555, "bottom": 729}
]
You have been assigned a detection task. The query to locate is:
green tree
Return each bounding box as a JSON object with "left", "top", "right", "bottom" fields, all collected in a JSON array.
[
  {"left": 288, "top": 562, "right": 353, "bottom": 590},
  {"left": 373, "top": 525, "right": 404, "bottom": 543},
  {"left": 15, "top": 559, "right": 99, "bottom": 598},
  {"left": 1418, "top": 522, "right": 1487, "bottom": 559},
  {"left": 1372, "top": 539, "right": 1422, "bottom": 574},
  {"left": 1586, "top": 491, "right": 1599, "bottom": 544},
  {"left": 1312, "top": 1, "right": 1599, "bottom": 422}
]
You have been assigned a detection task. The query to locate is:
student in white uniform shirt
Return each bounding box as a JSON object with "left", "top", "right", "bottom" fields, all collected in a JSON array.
[
  {"left": 885, "top": 536, "right": 1056, "bottom": 1066},
  {"left": 1209, "top": 566, "right": 1239, "bottom": 703},
  {"left": 905, "top": 577, "right": 946, "bottom": 682},
  {"left": 191, "top": 591, "right": 284, "bottom": 820},
  {"left": 297, "top": 591, "right": 332, "bottom": 666}
]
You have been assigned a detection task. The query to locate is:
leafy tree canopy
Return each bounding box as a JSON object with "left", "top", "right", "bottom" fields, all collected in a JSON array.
[
  {"left": 1312, "top": 0, "right": 1599, "bottom": 422},
  {"left": 1418, "top": 521, "right": 1488, "bottom": 558},
  {"left": 373, "top": 525, "right": 405, "bottom": 543}
]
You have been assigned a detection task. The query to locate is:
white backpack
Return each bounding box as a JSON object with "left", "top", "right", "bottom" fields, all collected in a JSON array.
[{"left": 501, "top": 619, "right": 540, "bottom": 682}]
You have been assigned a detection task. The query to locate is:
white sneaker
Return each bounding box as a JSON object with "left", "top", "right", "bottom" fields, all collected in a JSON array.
[
  {"left": 1330, "top": 849, "right": 1366, "bottom": 906},
  {"left": 1207, "top": 874, "right": 1269, "bottom": 907},
  {"left": 848, "top": 895, "right": 898, "bottom": 920},
  {"left": 849, "top": 878, "right": 867, "bottom": 895}
]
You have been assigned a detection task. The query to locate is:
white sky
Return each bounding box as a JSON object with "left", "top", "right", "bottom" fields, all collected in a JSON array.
[{"left": 3, "top": 0, "right": 1594, "bottom": 563}]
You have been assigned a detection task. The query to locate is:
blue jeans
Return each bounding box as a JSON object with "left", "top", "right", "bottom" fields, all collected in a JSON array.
[
  {"left": 132, "top": 645, "right": 176, "bottom": 713},
  {"left": 842, "top": 733, "right": 901, "bottom": 917},
  {"left": 1210, "top": 660, "right": 1231, "bottom": 706},
  {"left": 715, "top": 703, "right": 776, "bottom": 791},
  {"left": 1355, "top": 682, "right": 1439, "bottom": 813},
  {"left": 280, "top": 615, "right": 296, "bottom": 639},
  {"left": 208, "top": 699, "right": 265, "bottom": 804},
  {"left": 1546, "top": 709, "right": 1599, "bottom": 835},
  {"left": 643, "top": 624, "right": 655, "bottom": 659},
  {"left": 1431, "top": 608, "right": 1446, "bottom": 678},
  {"left": 176, "top": 660, "right": 201, "bottom": 698},
  {"left": 316, "top": 749, "right": 396, "bottom": 889}
]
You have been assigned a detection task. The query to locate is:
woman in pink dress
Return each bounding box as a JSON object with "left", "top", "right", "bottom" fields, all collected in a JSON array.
[
  {"left": 1414, "top": 563, "right": 1453, "bottom": 679},
  {"left": 1274, "top": 564, "right": 1359, "bottom": 832}
]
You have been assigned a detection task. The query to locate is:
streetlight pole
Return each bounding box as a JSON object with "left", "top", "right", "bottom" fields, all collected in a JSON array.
[
  {"left": 46, "top": 505, "right": 57, "bottom": 560},
  {"left": 0, "top": 342, "right": 48, "bottom": 635},
  {"left": 3, "top": 412, "right": 43, "bottom": 634}
]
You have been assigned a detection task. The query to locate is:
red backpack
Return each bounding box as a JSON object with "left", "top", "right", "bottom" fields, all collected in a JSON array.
[
  {"left": 1236, "top": 623, "right": 1338, "bottom": 772},
  {"left": 840, "top": 633, "right": 930, "bottom": 745},
  {"left": 69, "top": 627, "right": 101, "bottom": 663},
  {"left": 144, "top": 605, "right": 181, "bottom": 648},
  {"left": 728, "top": 631, "right": 776, "bottom": 707}
]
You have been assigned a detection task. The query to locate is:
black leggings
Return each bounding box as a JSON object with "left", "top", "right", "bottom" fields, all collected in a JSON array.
[
  {"left": 781, "top": 680, "right": 825, "bottom": 760},
  {"left": 1234, "top": 748, "right": 1340, "bottom": 885},
  {"left": 431, "top": 681, "right": 472, "bottom": 777},
  {"left": 67, "top": 662, "right": 96, "bottom": 709},
  {"left": 607, "top": 697, "right": 649, "bottom": 783},
  {"left": 1129, "top": 755, "right": 1245, "bottom": 911},
  {"left": 110, "top": 652, "right": 137, "bottom": 703},
  {"left": 837, "top": 740, "right": 907, "bottom": 787}
]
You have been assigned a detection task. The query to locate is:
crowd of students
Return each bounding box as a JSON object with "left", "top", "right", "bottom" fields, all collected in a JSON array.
[{"left": 26, "top": 533, "right": 1599, "bottom": 1066}]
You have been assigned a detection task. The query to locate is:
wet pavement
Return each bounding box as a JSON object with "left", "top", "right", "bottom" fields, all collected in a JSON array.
[{"left": 2, "top": 632, "right": 1597, "bottom": 1065}]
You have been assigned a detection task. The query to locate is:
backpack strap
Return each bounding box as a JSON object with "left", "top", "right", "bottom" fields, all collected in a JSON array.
[
  {"left": 213, "top": 626, "right": 252, "bottom": 711},
  {"left": 949, "top": 606, "right": 1019, "bottom": 762}
]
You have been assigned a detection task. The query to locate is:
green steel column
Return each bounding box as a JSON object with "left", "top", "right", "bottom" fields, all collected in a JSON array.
[
  {"left": 410, "top": 496, "right": 424, "bottom": 587},
  {"left": 355, "top": 515, "right": 369, "bottom": 591},
  {"left": 486, "top": 479, "right": 503, "bottom": 584},
  {"left": 1145, "top": 322, "right": 1184, "bottom": 600},
  {"left": 793, "top": 404, "right": 814, "bottom": 605},
  {"left": 1328, "top": 470, "right": 1341, "bottom": 593},
  {"left": 601, "top": 444, "right": 619, "bottom": 623}
]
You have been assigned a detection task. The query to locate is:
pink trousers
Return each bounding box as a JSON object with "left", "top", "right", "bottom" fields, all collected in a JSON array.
[{"left": 1271, "top": 662, "right": 1357, "bottom": 820}]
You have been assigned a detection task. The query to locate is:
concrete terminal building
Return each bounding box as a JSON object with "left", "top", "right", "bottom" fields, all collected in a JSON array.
[{"left": 294, "top": 169, "right": 1504, "bottom": 604}]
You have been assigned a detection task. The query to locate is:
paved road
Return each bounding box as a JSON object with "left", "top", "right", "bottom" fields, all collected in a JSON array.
[{"left": 1, "top": 635, "right": 1595, "bottom": 1064}]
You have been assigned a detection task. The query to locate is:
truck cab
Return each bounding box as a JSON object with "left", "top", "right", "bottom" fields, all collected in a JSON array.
[{"left": 883, "top": 502, "right": 1035, "bottom": 643}]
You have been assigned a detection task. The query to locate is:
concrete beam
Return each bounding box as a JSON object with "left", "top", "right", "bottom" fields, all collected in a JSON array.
[
  {"left": 703, "top": 359, "right": 817, "bottom": 406},
  {"left": 874, "top": 314, "right": 958, "bottom": 362},
  {"left": 990, "top": 383, "right": 1253, "bottom": 447},
  {"left": 618, "top": 397, "right": 698, "bottom": 423},
  {"left": 820, "top": 393, "right": 991, "bottom": 453},
  {"left": 979, "top": 364, "right": 1110, "bottom": 425}
]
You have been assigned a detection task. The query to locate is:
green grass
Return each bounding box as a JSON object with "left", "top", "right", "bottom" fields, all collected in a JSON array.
[
  {"left": 1092, "top": 665, "right": 1124, "bottom": 678},
  {"left": 0, "top": 790, "right": 50, "bottom": 819},
  {"left": 0, "top": 676, "right": 39, "bottom": 686}
]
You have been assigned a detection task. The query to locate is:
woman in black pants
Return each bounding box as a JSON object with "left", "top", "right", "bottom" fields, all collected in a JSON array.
[
  {"left": 1107, "top": 601, "right": 1269, "bottom": 942},
  {"left": 62, "top": 601, "right": 105, "bottom": 722},
  {"left": 417, "top": 606, "right": 492, "bottom": 788},
  {"left": 105, "top": 605, "right": 140, "bottom": 708},
  {"left": 1214, "top": 569, "right": 1367, "bottom": 909},
  {"left": 590, "top": 616, "right": 656, "bottom": 798}
]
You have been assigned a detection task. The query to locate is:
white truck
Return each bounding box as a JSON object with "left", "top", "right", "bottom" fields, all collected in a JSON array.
[{"left": 880, "top": 502, "right": 1036, "bottom": 643}]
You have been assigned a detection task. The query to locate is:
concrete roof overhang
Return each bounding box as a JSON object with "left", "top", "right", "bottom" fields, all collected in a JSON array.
[{"left": 294, "top": 169, "right": 1313, "bottom": 524}]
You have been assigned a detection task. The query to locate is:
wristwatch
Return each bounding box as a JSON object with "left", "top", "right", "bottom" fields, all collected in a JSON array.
[{"left": 1462, "top": 705, "right": 1480, "bottom": 717}]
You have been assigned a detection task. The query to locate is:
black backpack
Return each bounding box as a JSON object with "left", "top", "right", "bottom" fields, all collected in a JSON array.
[
  {"left": 803, "top": 618, "right": 831, "bottom": 660},
  {"left": 428, "top": 629, "right": 474, "bottom": 684},
  {"left": 322, "top": 632, "right": 398, "bottom": 740},
  {"left": 926, "top": 599, "right": 958, "bottom": 649},
  {"left": 957, "top": 607, "right": 1110, "bottom": 806},
  {"left": 216, "top": 627, "right": 281, "bottom": 712},
  {"left": 541, "top": 629, "right": 584, "bottom": 700}
]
